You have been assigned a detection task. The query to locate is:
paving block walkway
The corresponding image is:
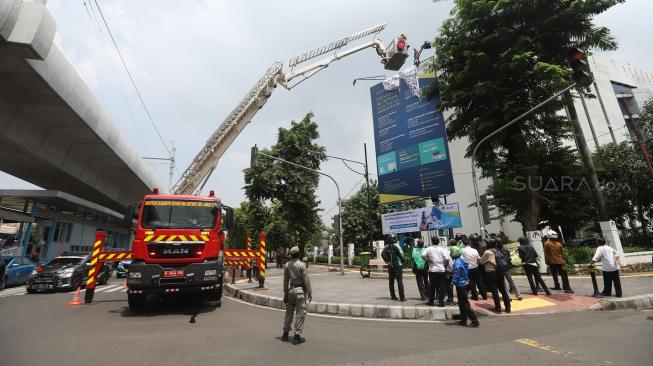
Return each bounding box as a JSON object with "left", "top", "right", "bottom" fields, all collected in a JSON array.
[{"left": 227, "top": 264, "right": 653, "bottom": 320}]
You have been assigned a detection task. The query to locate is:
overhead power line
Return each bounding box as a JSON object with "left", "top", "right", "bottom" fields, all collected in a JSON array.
[{"left": 93, "top": 0, "right": 172, "bottom": 157}]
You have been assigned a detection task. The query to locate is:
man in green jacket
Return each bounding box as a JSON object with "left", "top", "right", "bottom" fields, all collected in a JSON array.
[
  {"left": 382, "top": 240, "right": 405, "bottom": 301},
  {"left": 412, "top": 239, "right": 429, "bottom": 301}
]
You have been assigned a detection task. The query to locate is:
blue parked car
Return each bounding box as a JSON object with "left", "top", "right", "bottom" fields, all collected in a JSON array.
[{"left": 1, "top": 256, "right": 37, "bottom": 290}]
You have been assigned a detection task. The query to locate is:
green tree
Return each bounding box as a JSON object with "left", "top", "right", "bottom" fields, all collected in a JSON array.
[
  {"left": 340, "top": 180, "right": 383, "bottom": 250},
  {"left": 430, "top": 0, "right": 622, "bottom": 231},
  {"left": 243, "top": 113, "right": 326, "bottom": 256},
  {"left": 594, "top": 141, "right": 653, "bottom": 245},
  {"left": 225, "top": 200, "right": 270, "bottom": 249}
]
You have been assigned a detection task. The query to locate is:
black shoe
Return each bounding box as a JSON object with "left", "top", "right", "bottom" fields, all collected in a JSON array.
[
  {"left": 505, "top": 308, "right": 511, "bottom": 314},
  {"left": 564, "top": 289, "right": 574, "bottom": 294},
  {"left": 469, "top": 321, "right": 480, "bottom": 327},
  {"left": 292, "top": 335, "right": 305, "bottom": 345},
  {"left": 438, "top": 303, "right": 446, "bottom": 307},
  {"left": 456, "top": 321, "right": 467, "bottom": 326},
  {"left": 492, "top": 308, "right": 502, "bottom": 314},
  {"left": 552, "top": 286, "right": 562, "bottom": 291},
  {"left": 426, "top": 302, "right": 435, "bottom": 306},
  {"left": 281, "top": 332, "right": 289, "bottom": 342},
  {"left": 545, "top": 291, "right": 552, "bottom": 296},
  {"left": 391, "top": 296, "right": 399, "bottom": 301},
  {"left": 399, "top": 298, "right": 407, "bottom": 302}
]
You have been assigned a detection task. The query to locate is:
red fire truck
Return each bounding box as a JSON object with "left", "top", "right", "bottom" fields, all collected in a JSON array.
[{"left": 122, "top": 188, "right": 233, "bottom": 311}]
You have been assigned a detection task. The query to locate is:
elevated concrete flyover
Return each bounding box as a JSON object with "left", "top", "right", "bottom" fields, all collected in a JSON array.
[{"left": 0, "top": 0, "right": 160, "bottom": 212}]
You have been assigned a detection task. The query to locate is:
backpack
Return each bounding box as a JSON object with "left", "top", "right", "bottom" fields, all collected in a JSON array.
[{"left": 495, "top": 249, "right": 510, "bottom": 272}]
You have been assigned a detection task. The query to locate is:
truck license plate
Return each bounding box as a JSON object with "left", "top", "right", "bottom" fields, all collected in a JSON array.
[{"left": 163, "top": 270, "right": 185, "bottom": 278}]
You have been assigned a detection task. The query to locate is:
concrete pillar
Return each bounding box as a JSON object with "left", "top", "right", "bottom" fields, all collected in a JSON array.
[
  {"left": 600, "top": 220, "right": 624, "bottom": 257},
  {"left": 20, "top": 199, "right": 38, "bottom": 257},
  {"left": 45, "top": 220, "right": 57, "bottom": 261},
  {"left": 526, "top": 231, "right": 547, "bottom": 274},
  {"left": 347, "top": 243, "right": 355, "bottom": 266},
  {"left": 327, "top": 244, "right": 333, "bottom": 265}
]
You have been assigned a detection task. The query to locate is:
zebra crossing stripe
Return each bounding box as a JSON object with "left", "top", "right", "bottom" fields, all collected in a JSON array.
[
  {"left": 0, "top": 289, "right": 27, "bottom": 297},
  {"left": 93, "top": 285, "right": 121, "bottom": 293},
  {"left": 105, "top": 286, "right": 125, "bottom": 293}
]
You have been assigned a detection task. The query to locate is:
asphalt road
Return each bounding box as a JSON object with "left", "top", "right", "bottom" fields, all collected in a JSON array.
[{"left": 1, "top": 278, "right": 652, "bottom": 366}]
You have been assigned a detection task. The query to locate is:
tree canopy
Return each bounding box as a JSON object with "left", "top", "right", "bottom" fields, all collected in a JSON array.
[
  {"left": 242, "top": 113, "right": 326, "bottom": 254},
  {"left": 430, "top": 0, "right": 623, "bottom": 231}
]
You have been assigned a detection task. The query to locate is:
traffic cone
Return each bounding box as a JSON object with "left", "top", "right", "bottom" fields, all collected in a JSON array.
[{"left": 68, "top": 287, "right": 82, "bottom": 306}]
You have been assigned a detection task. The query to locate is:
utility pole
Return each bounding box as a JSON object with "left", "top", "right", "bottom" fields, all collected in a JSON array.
[
  {"left": 142, "top": 140, "right": 176, "bottom": 191},
  {"left": 592, "top": 80, "right": 618, "bottom": 144},
  {"left": 579, "top": 92, "right": 600, "bottom": 148},
  {"left": 565, "top": 97, "right": 609, "bottom": 220},
  {"left": 363, "top": 143, "right": 374, "bottom": 251}
]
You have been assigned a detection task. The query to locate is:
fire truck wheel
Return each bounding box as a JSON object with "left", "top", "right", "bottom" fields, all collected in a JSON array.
[{"left": 128, "top": 293, "right": 146, "bottom": 311}]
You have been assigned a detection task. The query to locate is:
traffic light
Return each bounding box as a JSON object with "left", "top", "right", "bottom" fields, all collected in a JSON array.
[
  {"left": 250, "top": 145, "right": 258, "bottom": 168},
  {"left": 568, "top": 48, "right": 593, "bottom": 87},
  {"left": 480, "top": 194, "right": 500, "bottom": 225},
  {"left": 333, "top": 214, "right": 341, "bottom": 236}
]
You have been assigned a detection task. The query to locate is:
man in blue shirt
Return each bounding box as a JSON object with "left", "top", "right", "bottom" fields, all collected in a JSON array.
[{"left": 451, "top": 246, "right": 479, "bottom": 327}]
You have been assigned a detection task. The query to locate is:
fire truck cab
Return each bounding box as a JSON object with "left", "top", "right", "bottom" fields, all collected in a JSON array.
[{"left": 123, "top": 189, "right": 233, "bottom": 310}]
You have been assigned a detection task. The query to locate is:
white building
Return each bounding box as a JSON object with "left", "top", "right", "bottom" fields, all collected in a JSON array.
[{"left": 442, "top": 55, "right": 653, "bottom": 239}]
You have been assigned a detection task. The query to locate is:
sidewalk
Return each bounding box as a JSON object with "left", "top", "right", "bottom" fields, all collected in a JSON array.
[{"left": 226, "top": 264, "right": 653, "bottom": 320}]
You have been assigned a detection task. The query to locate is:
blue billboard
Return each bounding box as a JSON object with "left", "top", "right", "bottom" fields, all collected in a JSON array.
[{"left": 370, "top": 74, "right": 455, "bottom": 198}]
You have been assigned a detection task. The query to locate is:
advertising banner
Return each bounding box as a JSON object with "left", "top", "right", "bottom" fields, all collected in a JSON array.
[
  {"left": 381, "top": 204, "right": 462, "bottom": 235},
  {"left": 371, "top": 71, "right": 455, "bottom": 198}
]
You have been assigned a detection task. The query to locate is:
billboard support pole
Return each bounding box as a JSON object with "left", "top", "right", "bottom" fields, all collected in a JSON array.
[{"left": 470, "top": 82, "right": 577, "bottom": 238}]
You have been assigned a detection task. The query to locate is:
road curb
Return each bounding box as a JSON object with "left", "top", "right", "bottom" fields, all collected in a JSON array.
[
  {"left": 225, "top": 284, "right": 476, "bottom": 321},
  {"left": 589, "top": 293, "right": 653, "bottom": 311}
]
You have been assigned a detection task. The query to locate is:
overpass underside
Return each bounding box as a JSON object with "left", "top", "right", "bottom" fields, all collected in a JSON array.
[{"left": 0, "top": 0, "right": 159, "bottom": 212}]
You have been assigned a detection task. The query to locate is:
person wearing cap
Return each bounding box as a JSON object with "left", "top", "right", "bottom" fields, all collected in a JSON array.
[
  {"left": 517, "top": 237, "right": 552, "bottom": 296},
  {"left": 450, "top": 246, "right": 479, "bottom": 327},
  {"left": 282, "top": 246, "right": 312, "bottom": 345},
  {"left": 543, "top": 230, "right": 573, "bottom": 293},
  {"left": 381, "top": 239, "right": 406, "bottom": 301}
]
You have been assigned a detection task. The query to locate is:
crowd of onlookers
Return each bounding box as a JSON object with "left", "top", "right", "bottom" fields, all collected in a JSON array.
[{"left": 383, "top": 231, "right": 623, "bottom": 327}]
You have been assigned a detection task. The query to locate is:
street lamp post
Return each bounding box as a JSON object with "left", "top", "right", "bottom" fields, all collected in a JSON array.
[
  {"left": 471, "top": 82, "right": 578, "bottom": 237},
  {"left": 256, "top": 151, "right": 345, "bottom": 275}
]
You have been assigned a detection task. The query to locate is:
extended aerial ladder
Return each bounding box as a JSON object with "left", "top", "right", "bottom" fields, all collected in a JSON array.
[{"left": 171, "top": 23, "right": 409, "bottom": 195}]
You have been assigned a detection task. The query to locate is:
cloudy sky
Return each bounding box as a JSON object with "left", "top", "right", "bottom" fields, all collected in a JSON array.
[{"left": 2, "top": 0, "right": 652, "bottom": 222}]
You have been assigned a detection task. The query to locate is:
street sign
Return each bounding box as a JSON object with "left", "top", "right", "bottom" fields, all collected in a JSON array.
[{"left": 370, "top": 71, "right": 455, "bottom": 198}]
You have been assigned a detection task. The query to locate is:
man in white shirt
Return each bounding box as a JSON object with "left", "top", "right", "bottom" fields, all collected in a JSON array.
[
  {"left": 462, "top": 239, "right": 487, "bottom": 301},
  {"left": 422, "top": 237, "right": 451, "bottom": 307},
  {"left": 590, "top": 238, "right": 622, "bottom": 297}
]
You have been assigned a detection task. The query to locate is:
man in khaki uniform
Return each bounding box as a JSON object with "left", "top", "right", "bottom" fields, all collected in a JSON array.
[
  {"left": 543, "top": 230, "right": 574, "bottom": 293},
  {"left": 282, "top": 246, "right": 312, "bottom": 345}
]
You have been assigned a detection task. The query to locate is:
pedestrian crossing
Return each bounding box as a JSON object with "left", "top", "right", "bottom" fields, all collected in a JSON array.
[
  {"left": 0, "top": 283, "right": 128, "bottom": 299},
  {"left": 0, "top": 286, "right": 27, "bottom": 298}
]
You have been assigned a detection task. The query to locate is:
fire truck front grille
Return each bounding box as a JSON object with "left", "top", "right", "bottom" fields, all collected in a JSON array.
[{"left": 147, "top": 243, "right": 204, "bottom": 259}]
